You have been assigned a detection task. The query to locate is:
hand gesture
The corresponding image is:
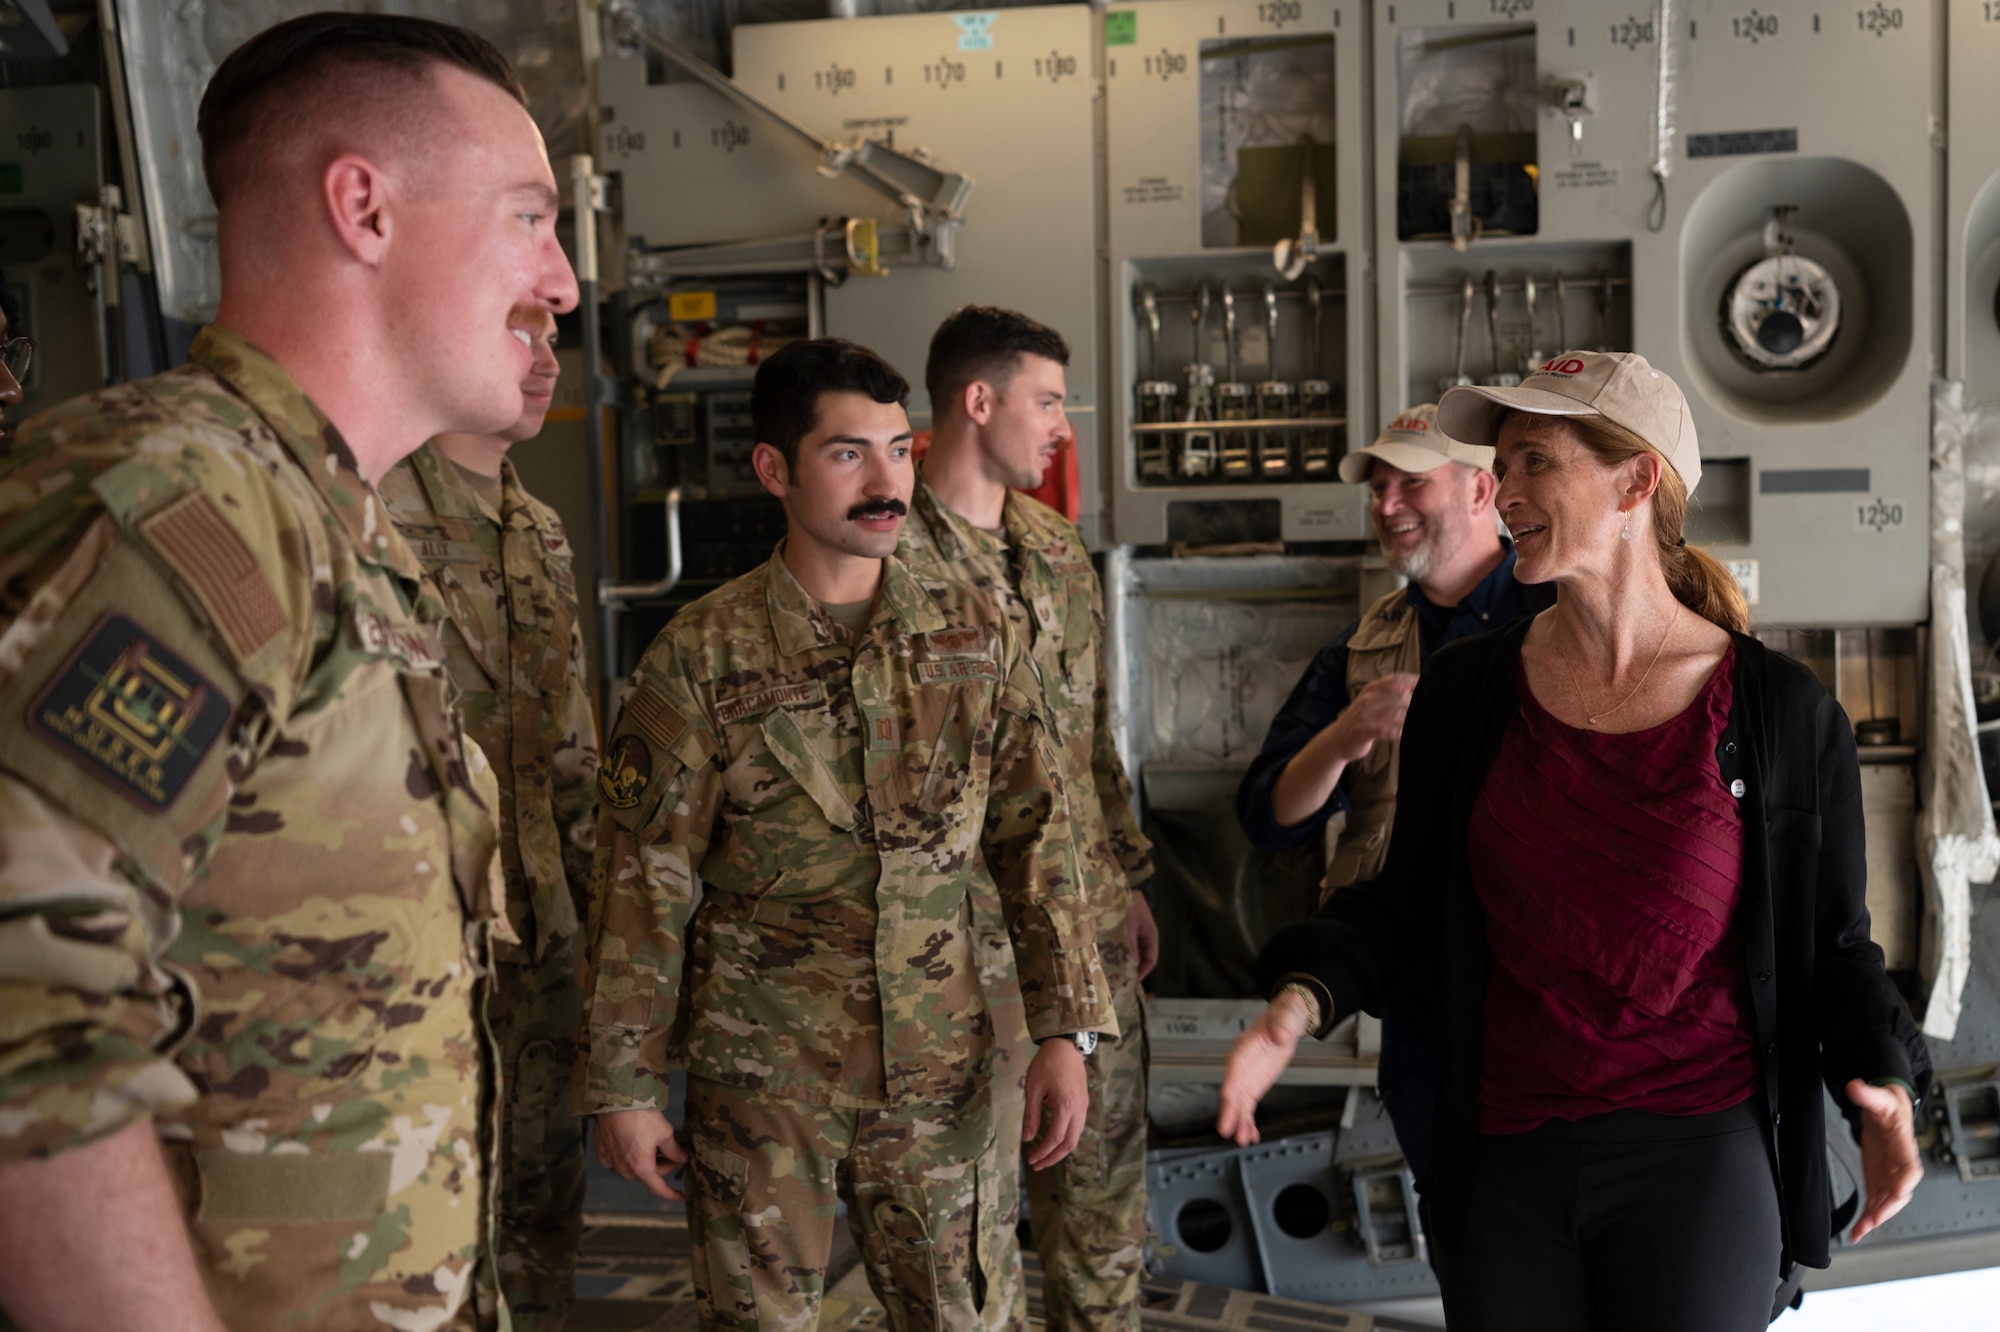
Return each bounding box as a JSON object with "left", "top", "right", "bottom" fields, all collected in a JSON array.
[
  {"left": 1216, "top": 994, "right": 1312, "bottom": 1147},
  {"left": 1326, "top": 673, "right": 1419, "bottom": 763},
  {"left": 1846, "top": 1079, "right": 1922, "bottom": 1242}
]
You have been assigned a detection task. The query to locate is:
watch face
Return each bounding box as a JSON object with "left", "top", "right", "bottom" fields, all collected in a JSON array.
[{"left": 1075, "top": 1031, "right": 1099, "bottom": 1057}]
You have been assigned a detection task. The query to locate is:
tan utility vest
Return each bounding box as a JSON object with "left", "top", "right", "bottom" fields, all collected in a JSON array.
[{"left": 1323, "top": 586, "right": 1423, "bottom": 896}]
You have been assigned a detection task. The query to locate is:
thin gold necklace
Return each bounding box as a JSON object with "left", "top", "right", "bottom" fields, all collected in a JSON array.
[{"left": 1557, "top": 601, "right": 1681, "bottom": 728}]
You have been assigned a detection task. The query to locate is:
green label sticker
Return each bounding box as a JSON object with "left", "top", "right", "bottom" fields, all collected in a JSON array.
[
  {"left": 953, "top": 12, "right": 996, "bottom": 51},
  {"left": 1105, "top": 11, "right": 1137, "bottom": 45}
]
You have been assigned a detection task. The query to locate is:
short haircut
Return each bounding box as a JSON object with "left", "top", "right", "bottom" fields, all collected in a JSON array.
[
  {"left": 198, "top": 13, "right": 525, "bottom": 209},
  {"left": 753, "top": 338, "right": 910, "bottom": 471},
  {"left": 925, "top": 305, "right": 1069, "bottom": 422}
]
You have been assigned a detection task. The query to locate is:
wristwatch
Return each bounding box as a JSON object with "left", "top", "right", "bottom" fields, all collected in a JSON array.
[{"left": 1044, "top": 1030, "right": 1099, "bottom": 1057}]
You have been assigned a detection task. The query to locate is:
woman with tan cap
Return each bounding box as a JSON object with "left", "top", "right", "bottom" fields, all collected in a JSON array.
[{"left": 1216, "top": 352, "right": 1929, "bottom": 1329}]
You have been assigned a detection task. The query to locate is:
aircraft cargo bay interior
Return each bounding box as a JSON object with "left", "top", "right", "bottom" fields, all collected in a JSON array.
[{"left": 4, "top": 3, "right": 2000, "bottom": 1330}]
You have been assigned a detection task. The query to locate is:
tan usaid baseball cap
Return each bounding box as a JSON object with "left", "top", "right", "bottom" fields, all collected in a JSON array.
[
  {"left": 1337, "top": 402, "right": 1495, "bottom": 483},
  {"left": 1437, "top": 350, "right": 1702, "bottom": 493}
]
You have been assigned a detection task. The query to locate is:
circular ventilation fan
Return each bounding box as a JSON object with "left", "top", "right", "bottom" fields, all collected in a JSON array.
[{"left": 1723, "top": 251, "right": 1841, "bottom": 371}]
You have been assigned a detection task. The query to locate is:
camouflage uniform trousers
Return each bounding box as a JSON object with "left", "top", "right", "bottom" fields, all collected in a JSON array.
[
  {"left": 986, "top": 923, "right": 1148, "bottom": 1332},
  {"left": 487, "top": 933, "right": 587, "bottom": 1330},
  {"left": 684, "top": 1077, "right": 1020, "bottom": 1332}
]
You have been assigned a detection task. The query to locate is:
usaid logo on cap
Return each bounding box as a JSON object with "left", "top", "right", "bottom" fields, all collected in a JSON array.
[
  {"left": 1537, "top": 356, "right": 1588, "bottom": 378},
  {"left": 1387, "top": 413, "right": 1431, "bottom": 433}
]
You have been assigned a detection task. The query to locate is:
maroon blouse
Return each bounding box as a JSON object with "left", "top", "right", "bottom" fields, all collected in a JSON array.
[{"left": 1468, "top": 645, "right": 1759, "bottom": 1134}]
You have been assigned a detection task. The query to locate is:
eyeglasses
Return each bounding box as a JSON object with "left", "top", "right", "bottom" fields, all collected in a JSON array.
[{"left": 1, "top": 338, "right": 34, "bottom": 381}]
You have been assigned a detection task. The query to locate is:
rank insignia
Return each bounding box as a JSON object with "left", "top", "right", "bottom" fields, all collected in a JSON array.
[
  {"left": 863, "top": 707, "right": 901, "bottom": 750},
  {"left": 29, "top": 613, "right": 232, "bottom": 809},
  {"left": 600, "top": 733, "right": 653, "bottom": 810}
]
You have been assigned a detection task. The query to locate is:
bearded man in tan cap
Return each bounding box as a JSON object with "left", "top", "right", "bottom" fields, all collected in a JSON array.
[{"left": 1234, "top": 402, "right": 1553, "bottom": 1173}]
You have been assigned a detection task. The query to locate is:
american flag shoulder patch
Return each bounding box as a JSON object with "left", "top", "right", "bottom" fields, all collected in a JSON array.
[{"left": 141, "top": 492, "right": 289, "bottom": 662}]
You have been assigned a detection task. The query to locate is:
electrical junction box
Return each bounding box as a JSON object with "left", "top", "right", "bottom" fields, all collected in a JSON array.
[
  {"left": 1948, "top": 0, "right": 2000, "bottom": 402},
  {"left": 1375, "top": 0, "right": 1936, "bottom": 627},
  {"left": 1372, "top": 4, "right": 1643, "bottom": 410},
  {"left": 600, "top": 7, "right": 1106, "bottom": 542},
  {"left": 1102, "top": 0, "right": 1374, "bottom": 548}
]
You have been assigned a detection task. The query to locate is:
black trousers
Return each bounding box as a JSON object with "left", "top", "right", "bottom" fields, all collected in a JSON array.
[{"left": 1437, "top": 1098, "right": 1784, "bottom": 1332}]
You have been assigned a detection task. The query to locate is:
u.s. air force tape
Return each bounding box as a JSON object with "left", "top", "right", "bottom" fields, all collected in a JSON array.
[
  {"left": 28, "top": 612, "right": 232, "bottom": 809},
  {"left": 913, "top": 658, "right": 1001, "bottom": 685}
]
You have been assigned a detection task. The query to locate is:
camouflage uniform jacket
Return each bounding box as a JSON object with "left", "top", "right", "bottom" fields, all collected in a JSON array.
[
  {"left": 0, "top": 328, "right": 504, "bottom": 1225},
  {"left": 378, "top": 443, "right": 599, "bottom": 959},
  {"left": 580, "top": 546, "right": 1117, "bottom": 1112},
  {"left": 899, "top": 481, "right": 1153, "bottom": 932}
]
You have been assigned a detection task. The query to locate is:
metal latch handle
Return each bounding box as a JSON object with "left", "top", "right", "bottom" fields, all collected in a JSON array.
[{"left": 600, "top": 487, "right": 684, "bottom": 605}]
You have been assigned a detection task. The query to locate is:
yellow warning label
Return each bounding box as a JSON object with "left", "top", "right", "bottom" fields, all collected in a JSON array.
[{"left": 668, "top": 290, "right": 718, "bottom": 322}]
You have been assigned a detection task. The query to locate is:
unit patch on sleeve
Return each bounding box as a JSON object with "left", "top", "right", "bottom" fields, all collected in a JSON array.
[
  {"left": 599, "top": 733, "right": 653, "bottom": 810},
  {"left": 27, "top": 612, "right": 233, "bottom": 809}
]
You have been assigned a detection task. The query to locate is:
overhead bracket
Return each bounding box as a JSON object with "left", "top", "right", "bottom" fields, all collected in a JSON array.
[{"left": 601, "top": 0, "right": 972, "bottom": 273}]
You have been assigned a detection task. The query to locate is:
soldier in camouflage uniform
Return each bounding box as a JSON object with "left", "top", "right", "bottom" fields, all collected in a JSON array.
[
  {"left": 901, "top": 308, "right": 1158, "bottom": 1332},
  {"left": 583, "top": 339, "right": 1118, "bottom": 1332},
  {"left": 379, "top": 307, "right": 598, "bottom": 1330},
  {"left": 0, "top": 17, "right": 577, "bottom": 1331}
]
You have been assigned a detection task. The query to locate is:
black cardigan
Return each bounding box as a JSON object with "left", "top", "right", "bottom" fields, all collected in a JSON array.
[{"left": 1258, "top": 620, "right": 1932, "bottom": 1270}]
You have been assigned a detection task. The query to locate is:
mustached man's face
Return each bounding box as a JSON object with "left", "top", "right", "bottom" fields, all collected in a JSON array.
[
  {"left": 500, "top": 305, "right": 560, "bottom": 443},
  {"left": 754, "top": 391, "right": 915, "bottom": 566},
  {"left": 384, "top": 65, "right": 577, "bottom": 438}
]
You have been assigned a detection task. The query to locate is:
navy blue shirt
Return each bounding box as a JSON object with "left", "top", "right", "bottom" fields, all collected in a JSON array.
[{"left": 1235, "top": 542, "right": 1553, "bottom": 852}]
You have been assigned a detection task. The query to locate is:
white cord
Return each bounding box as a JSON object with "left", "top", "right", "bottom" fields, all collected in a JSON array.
[{"left": 648, "top": 323, "right": 800, "bottom": 389}]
